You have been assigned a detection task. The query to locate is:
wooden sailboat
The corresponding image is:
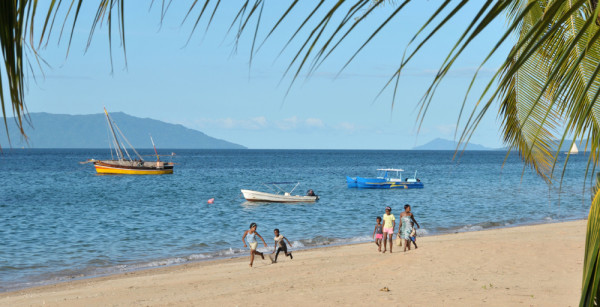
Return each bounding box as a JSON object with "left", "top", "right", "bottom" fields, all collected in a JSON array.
[{"left": 82, "top": 108, "right": 174, "bottom": 175}]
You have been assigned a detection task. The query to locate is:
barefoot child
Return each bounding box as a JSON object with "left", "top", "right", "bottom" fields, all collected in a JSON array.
[
  {"left": 242, "top": 223, "right": 268, "bottom": 267},
  {"left": 271, "top": 228, "right": 293, "bottom": 263},
  {"left": 372, "top": 216, "right": 383, "bottom": 252},
  {"left": 409, "top": 221, "right": 418, "bottom": 249},
  {"left": 382, "top": 206, "right": 396, "bottom": 253}
]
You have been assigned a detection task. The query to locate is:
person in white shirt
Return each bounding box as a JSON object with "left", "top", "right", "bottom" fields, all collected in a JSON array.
[{"left": 270, "top": 228, "right": 293, "bottom": 263}]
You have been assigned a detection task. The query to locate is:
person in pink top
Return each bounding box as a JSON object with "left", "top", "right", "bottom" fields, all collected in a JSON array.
[
  {"left": 372, "top": 216, "right": 384, "bottom": 252},
  {"left": 382, "top": 206, "right": 396, "bottom": 253}
]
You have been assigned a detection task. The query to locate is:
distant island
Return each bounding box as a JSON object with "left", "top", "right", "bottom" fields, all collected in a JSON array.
[
  {"left": 414, "top": 137, "right": 587, "bottom": 152},
  {"left": 413, "top": 138, "right": 494, "bottom": 151},
  {"left": 0, "top": 112, "right": 246, "bottom": 149}
]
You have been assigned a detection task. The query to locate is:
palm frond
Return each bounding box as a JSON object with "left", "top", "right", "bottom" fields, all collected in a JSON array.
[
  {"left": 582, "top": 172, "right": 600, "bottom": 306},
  {"left": 0, "top": 0, "right": 126, "bottom": 148}
]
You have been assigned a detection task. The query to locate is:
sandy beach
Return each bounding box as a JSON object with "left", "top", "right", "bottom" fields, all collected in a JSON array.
[{"left": 1, "top": 220, "right": 586, "bottom": 306}]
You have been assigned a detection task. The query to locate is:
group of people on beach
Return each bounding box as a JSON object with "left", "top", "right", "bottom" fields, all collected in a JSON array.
[
  {"left": 242, "top": 223, "right": 293, "bottom": 267},
  {"left": 241, "top": 204, "right": 419, "bottom": 267},
  {"left": 373, "top": 204, "right": 419, "bottom": 253}
]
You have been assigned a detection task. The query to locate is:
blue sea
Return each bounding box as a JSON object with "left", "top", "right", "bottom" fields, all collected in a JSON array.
[{"left": 0, "top": 149, "right": 592, "bottom": 292}]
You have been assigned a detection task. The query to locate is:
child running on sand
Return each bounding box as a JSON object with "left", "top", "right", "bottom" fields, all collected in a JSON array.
[
  {"left": 382, "top": 206, "right": 396, "bottom": 253},
  {"left": 270, "top": 229, "right": 293, "bottom": 263},
  {"left": 242, "top": 223, "right": 268, "bottom": 267},
  {"left": 373, "top": 216, "right": 383, "bottom": 252}
]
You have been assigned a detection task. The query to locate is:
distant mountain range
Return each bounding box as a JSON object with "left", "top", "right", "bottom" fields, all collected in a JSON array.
[
  {"left": 413, "top": 138, "right": 494, "bottom": 150},
  {"left": 413, "top": 137, "right": 587, "bottom": 152},
  {"left": 0, "top": 112, "right": 246, "bottom": 149}
]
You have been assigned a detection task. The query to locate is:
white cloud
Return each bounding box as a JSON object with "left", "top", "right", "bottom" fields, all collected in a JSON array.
[
  {"left": 221, "top": 118, "right": 235, "bottom": 129},
  {"left": 251, "top": 116, "right": 267, "bottom": 128},
  {"left": 192, "top": 117, "right": 268, "bottom": 130},
  {"left": 190, "top": 116, "right": 365, "bottom": 134},
  {"left": 305, "top": 118, "right": 325, "bottom": 128},
  {"left": 275, "top": 116, "right": 299, "bottom": 130},
  {"left": 336, "top": 122, "right": 356, "bottom": 131}
]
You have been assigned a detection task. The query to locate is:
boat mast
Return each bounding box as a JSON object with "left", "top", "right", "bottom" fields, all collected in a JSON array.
[
  {"left": 150, "top": 134, "right": 160, "bottom": 162},
  {"left": 104, "top": 108, "right": 124, "bottom": 160}
]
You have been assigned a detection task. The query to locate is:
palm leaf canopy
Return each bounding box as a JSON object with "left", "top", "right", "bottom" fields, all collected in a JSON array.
[
  {"left": 0, "top": 0, "right": 125, "bottom": 146},
  {"left": 1, "top": 0, "right": 600, "bottom": 304}
]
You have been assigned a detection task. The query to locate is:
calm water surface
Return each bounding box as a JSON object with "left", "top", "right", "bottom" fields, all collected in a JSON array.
[{"left": 0, "top": 149, "right": 592, "bottom": 291}]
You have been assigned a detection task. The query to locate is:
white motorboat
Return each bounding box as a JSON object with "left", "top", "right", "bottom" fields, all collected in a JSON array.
[{"left": 241, "top": 182, "right": 318, "bottom": 203}]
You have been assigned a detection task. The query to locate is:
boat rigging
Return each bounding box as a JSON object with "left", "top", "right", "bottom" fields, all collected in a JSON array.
[{"left": 81, "top": 108, "right": 175, "bottom": 175}]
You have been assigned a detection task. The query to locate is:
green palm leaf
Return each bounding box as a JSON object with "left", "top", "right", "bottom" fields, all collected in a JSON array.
[
  {"left": 0, "top": 0, "right": 126, "bottom": 147},
  {"left": 583, "top": 172, "right": 600, "bottom": 305}
]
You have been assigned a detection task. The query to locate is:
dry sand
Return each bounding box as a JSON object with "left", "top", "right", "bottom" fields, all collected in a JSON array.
[{"left": 0, "top": 220, "right": 586, "bottom": 306}]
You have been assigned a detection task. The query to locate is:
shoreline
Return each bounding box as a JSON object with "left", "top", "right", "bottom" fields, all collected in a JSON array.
[
  {"left": 1, "top": 216, "right": 585, "bottom": 294},
  {"left": 1, "top": 219, "right": 587, "bottom": 306}
]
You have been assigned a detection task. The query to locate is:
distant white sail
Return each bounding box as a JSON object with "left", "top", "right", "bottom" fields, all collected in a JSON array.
[{"left": 569, "top": 143, "right": 579, "bottom": 154}]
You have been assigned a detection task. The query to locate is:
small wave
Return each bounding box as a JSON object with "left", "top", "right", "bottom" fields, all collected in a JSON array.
[
  {"left": 0, "top": 264, "right": 47, "bottom": 271},
  {"left": 295, "top": 235, "right": 372, "bottom": 248},
  {"left": 187, "top": 254, "right": 209, "bottom": 260},
  {"left": 86, "top": 258, "right": 111, "bottom": 266},
  {"left": 291, "top": 240, "right": 305, "bottom": 248},
  {"left": 416, "top": 228, "right": 429, "bottom": 236},
  {"left": 438, "top": 220, "right": 516, "bottom": 234},
  {"left": 456, "top": 225, "right": 484, "bottom": 232}
]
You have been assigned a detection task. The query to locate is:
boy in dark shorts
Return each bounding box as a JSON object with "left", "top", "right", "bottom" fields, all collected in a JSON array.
[
  {"left": 270, "top": 228, "right": 293, "bottom": 263},
  {"left": 409, "top": 221, "right": 418, "bottom": 249}
]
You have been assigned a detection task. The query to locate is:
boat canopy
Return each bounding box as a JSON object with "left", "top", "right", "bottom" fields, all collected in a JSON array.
[
  {"left": 262, "top": 182, "right": 301, "bottom": 195},
  {"left": 376, "top": 169, "right": 418, "bottom": 181}
]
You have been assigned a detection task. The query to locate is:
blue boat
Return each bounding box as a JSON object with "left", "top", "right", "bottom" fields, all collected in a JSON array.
[
  {"left": 347, "top": 168, "right": 423, "bottom": 189},
  {"left": 346, "top": 176, "right": 358, "bottom": 188}
]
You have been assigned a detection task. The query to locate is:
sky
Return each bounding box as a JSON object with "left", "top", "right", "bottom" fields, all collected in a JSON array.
[{"left": 20, "top": 1, "right": 512, "bottom": 149}]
